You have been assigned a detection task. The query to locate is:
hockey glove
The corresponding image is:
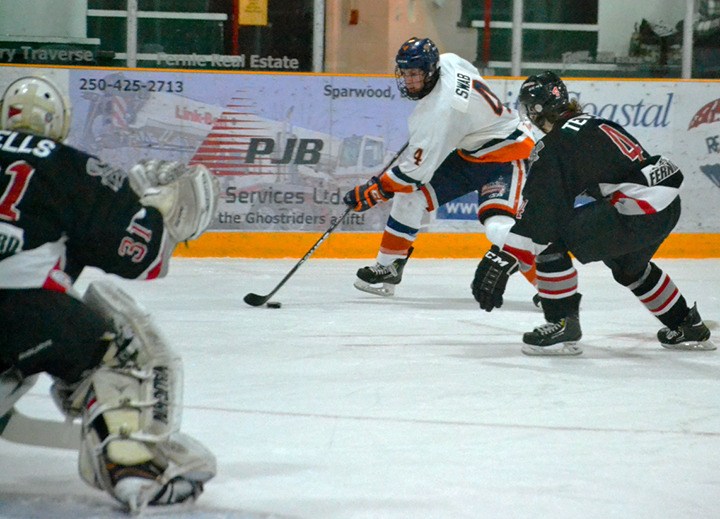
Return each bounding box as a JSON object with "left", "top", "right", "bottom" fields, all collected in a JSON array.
[
  {"left": 471, "top": 245, "right": 519, "bottom": 312},
  {"left": 140, "top": 164, "right": 220, "bottom": 242},
  {"left": 128, "top": 160, "right": 190, "bottom": 196},
  {"left": 343, "top": 176, "right": 394, "bottom": 212}
]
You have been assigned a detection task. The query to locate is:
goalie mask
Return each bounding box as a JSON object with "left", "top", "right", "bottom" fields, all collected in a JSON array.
[
  {"left": 0, "top": 76, "right": 71, "bottom": 141},
  {"left": 395, "top": 37, "right": 440, "bottom": 100},
  {"left": 518, "top": 71, "right": 570, "bottom": 130}
]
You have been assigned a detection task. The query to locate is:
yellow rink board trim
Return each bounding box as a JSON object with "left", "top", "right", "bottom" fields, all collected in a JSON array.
[{"left": 174, "top": 232, "right": 720, "bottom": 259}]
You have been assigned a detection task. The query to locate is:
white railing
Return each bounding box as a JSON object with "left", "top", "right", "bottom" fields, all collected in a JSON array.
[
  {"left": 87, "top": 2, "right": 228, "bottom": 68},
  {"left": 472, "top": 0, "right": 698, "bottom": 78}
]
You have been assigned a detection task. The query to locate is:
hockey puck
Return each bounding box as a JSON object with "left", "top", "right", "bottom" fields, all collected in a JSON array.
[{"left": 266, "top": 302, "right": 282, "bottom": 309}]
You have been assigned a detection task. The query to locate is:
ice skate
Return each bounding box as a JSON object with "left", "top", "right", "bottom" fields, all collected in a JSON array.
[
  {"left": 354, "top": 248, "right": 413, "bottom": 297},
  {"left": 658, "top": 304, "right": 715, "bottom": 351},
  {"left": 108, "top": 460, "right": 203, "bottom": 513},
  {"left": 521, "top": 316, "right": 583, "bottom": 356},
  {"left": 107, "top": 461, "right": 164, "bottom": 513}
]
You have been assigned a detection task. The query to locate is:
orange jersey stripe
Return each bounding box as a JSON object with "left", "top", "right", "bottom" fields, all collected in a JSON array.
[
  {"left": 379, "top": 172, "right": 414, "bottom": 193},
  {"left": 420, "top": 185, "right": 434, "bottom": 211},
  {"left": 458, "top": 136, "right": 534, "bottom": 163},
  {"left": 379, "top": 233, "right": 414, "bottom": 255}
]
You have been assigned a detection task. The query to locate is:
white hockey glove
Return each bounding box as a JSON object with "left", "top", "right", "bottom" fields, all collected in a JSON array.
[
  {"left": 128, "top": 159, "right": 191, "bottom": 196},
  {"left": 140, "top": 164, "right": 220, "bottom": 242}
]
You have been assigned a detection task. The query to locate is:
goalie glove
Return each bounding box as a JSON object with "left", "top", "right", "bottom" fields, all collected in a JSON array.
[
  {"left": 140, "top": 164, "right": 219, "bottom": 242},
  {"left": 128, "top": 160, "right": 191, "bottom": 196},
  {"left": 471, "top": 245, "right": 519, "bottom": 312},
  {"left": 343, "top": 176, "right": 394, "bottom": 212}
]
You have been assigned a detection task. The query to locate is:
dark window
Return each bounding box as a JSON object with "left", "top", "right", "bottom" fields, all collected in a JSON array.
[{"left": 236, "top": 0, "right": 314, "bottom": 71}]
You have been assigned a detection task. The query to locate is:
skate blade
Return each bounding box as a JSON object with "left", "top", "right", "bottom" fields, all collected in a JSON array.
[
  {"left": 660, "top": 340, "right": 716, "bottom": 351},
  {"left": 521, "top": 342, "right": 583, "bottom": 356},
  {"left": 353, "top": 279, "right": 396, "bottom": 297}
]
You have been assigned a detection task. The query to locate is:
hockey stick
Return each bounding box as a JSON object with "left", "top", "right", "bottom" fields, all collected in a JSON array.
[
  {"left": 0, "top": 407, "right": 81, "bottom": 450},
  {"left": 243, "top": 141, "right": 409, "bottom": 307},
  {"left": 243, "top": 205, "right": 352, "bottom": 307}
]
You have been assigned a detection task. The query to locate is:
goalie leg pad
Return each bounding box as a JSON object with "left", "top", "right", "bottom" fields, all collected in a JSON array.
[
  {"left": 69, "top": 281, "right": 214, "bottom": 510},
  {"left": 80, "top": 431, "right": 216, "bottom": 512},
  {"left": 52, "top": 281, "right": 183, "bottom": 424},
  {"left": 139, "top": 164, "right": 219, "bottom": 243}
]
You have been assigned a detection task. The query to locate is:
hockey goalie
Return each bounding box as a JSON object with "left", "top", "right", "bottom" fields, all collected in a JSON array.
[{"left": 0, "top": 76, "right": 219, "bottom": 512}]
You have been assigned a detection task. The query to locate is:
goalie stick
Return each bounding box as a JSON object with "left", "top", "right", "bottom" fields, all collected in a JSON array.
[
  {"left": 0, "top": 407, "right": 81, "bottom": 450},
  {"left": 243, "top": 141, "right": 409, "bottom": 307},
  {"left": 1, "top": 372, "right": 80, "bottom": 450}
]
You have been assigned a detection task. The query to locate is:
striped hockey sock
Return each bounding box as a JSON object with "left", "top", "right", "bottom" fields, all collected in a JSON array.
[{"left": 626, "top": 262, "right": 688, "bottom": 329}]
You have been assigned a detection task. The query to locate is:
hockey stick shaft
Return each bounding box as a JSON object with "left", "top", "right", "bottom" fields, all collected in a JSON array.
[
  {"left": 243, "top": 206, "right": 351, "bottom": 306},
  {"left": 0, "top": 407, "right": 81, "bottom": 450},
  {"left": 243, "top": 141, "right": 409, "bottom": 307}
]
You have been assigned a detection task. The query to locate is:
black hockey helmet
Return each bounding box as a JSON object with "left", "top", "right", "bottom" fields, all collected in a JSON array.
[
  {"left": 395, "top": 37, "right": 440, "bottom": 100},
  {"left": 518, "top": 71, "right": 570, "bottom": 129}
]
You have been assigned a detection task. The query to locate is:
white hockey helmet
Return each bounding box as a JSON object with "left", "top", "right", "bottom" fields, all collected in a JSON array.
[{"left": 0, "top": 76, "right": 71, "bottom": 141}]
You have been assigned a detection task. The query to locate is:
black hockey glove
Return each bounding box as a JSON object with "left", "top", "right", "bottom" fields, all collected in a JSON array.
[
  {"left": 343, "top": 176, "right": 394, "bottom": 212},
  {"left": 471, "top": 245, "right": 519, "bottom": 312}
]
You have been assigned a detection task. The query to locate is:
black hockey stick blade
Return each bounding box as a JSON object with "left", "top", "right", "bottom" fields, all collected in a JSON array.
[{"left": 244, "top": 292, "right": 271, "bottom": 307}]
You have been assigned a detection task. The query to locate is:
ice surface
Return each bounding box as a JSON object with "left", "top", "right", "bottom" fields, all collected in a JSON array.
[{"left": 1, "top": 258, "right": 718, "bottom": 518}]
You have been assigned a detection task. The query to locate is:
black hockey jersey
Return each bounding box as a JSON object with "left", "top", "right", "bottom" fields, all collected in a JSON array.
[
  {"left": 0, "top": 130, "right": 171, "bottom": 291},
  {"left": 503, "top": 113, "right": 683, "bottom": 269}
]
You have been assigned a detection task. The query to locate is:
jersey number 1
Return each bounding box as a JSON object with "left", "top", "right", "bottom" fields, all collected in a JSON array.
[{"left": 0, "top": 161, "right": 35, "bottom": 222}]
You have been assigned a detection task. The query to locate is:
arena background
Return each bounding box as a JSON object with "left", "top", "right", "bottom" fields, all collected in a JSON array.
[{"left": 0, "top": 64, "right": 718, "bottom": 258}]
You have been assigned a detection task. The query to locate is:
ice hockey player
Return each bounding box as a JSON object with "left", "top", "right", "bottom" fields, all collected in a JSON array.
[
  {"left": 343, "top": 36, "right": 536, "bottom": 296},
  {"left": 471, "top": 71, "right": 715, "bottom": 356},
  {"left": 0, "top": 76, "right": 219, "bottom": 511}
]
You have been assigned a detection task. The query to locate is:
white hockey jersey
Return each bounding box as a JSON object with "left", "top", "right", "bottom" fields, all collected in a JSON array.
[{"left": 382, "top": 53, "right": 535, "bottom": 192}]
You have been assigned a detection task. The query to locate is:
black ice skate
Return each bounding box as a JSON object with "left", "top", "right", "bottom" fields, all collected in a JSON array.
[
  {"left": 657, "top": 303, "right": 715, "bottom": 351},
  {"left": 521, "top": 316, "right": 583, "bottom": 356},
  {"left": 354, "top": 247, "right": 413, "bottom": 296}
]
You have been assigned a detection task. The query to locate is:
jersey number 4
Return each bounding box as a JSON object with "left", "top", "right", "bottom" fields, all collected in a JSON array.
[
  {"left": 473, "top": 80, "right": 507, "bottom": 116},
  {"left": 599, "top": 124, "right": 644, "bottom": 162},
  {"left": 0, "top": 161, "right": 35, "bottom": 222}
]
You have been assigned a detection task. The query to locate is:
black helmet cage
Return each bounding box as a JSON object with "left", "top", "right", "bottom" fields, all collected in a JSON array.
[
  {"left": 395, "top": 37, "right": 440, "bottom": 100},
  {"left": 518, "top": 71, "right": 570, "bottom": 128}
]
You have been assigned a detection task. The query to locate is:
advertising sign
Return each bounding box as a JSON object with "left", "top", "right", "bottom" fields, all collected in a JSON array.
[
  {"left": 0, "top": 67, "right": 718, "bottom": 234},
  {"left": 64, "top": 69, "right": 409, "bottom": 233}
]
